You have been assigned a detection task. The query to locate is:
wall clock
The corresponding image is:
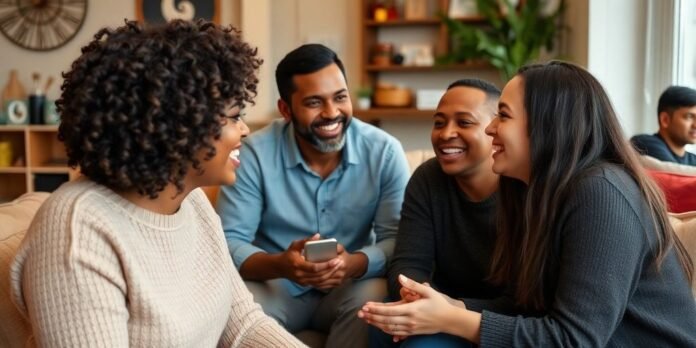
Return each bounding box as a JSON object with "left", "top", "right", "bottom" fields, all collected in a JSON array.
[
  {"left": 0, "top": 0, "right": 88, "bottom": 51},
  {"left": 135, "top": 0, "right": 220, "bottom": 25}
]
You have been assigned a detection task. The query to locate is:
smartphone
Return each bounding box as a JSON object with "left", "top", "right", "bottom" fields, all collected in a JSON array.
[{"left": 304, "top": 238, "right": 338, "bottom": 262}]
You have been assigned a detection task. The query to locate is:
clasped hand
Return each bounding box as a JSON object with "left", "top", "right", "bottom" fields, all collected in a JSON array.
[{"left": 280, "top": 234, "right": 358, "bottom": 290}]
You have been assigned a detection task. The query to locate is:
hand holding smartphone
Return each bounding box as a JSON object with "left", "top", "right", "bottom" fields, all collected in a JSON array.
[{"left": 303, "top": 238, "right": 338, "bottom": 262}]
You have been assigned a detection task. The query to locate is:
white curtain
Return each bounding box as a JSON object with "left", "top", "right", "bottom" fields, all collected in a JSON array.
[{"left": 641, "top": 0, "right": 677, "bottom": 134}]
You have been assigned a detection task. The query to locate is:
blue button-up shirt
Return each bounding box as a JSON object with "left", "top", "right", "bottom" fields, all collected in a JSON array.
[{"left": 217, "top": 118, "right": 409, "bottom": 296}]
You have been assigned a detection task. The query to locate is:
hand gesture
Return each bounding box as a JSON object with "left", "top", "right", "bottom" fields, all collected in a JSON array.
[
  {"left": 358, "top": 275, "right": 469, "bottom": 340},
  {"left": 399, "top": 281, "right": 429, "bottom": 303}
]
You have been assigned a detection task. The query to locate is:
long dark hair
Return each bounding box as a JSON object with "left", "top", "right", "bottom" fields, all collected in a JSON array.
[{"left": 488, "top": 61, "right": 693, "bottom": 311}]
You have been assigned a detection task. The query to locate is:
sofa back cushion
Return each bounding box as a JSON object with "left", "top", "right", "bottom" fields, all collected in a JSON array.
[
  {"left": 0, "top": 192, "right": 49, "bottom": 348},
  {"left": 669, "top": 211, "right": 696, "bottom": 296},
  {"left": 647, "top": 170, "right": 696, "bottom": 213}
]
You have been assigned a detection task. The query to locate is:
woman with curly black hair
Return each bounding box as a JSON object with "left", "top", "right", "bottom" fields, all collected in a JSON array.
[{"left": 10, "top": 19, "right": 304, "bottom": 347}]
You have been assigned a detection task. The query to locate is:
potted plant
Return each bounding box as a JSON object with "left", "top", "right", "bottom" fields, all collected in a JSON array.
[
  {"left": 356, "top": 86, "right": 373, "bottom": 110},
  {"left": 440, "top": 0, "right": 564, "bottom": 81}
]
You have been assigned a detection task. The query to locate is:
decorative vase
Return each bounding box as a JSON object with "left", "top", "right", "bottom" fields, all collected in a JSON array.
[
  {"left": 358, "top": 97, "right": 372, "bottom": 110},
  {"left": 2, "top": 70, "right": 27, "bottom": 105}
]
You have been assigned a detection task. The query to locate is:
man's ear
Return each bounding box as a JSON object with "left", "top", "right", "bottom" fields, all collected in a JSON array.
[
  {"left": 658, "top": 111, "right": 672, "bottom": 129},
  {"left": 278, "top": 99, "right": 292, "bottom": 122}
]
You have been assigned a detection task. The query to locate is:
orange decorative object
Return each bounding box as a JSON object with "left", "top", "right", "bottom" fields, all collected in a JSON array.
[
  {"left": 374, "top": 7, "right": 388, "bottom": 22},
  {"left": 372, "top": 43, "right": 393, "bottom": 66}
]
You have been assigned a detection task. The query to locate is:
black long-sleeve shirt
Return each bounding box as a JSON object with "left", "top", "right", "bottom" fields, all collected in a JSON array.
[{"left": 388, "top": 158, "right": 503, "bottom": 303}]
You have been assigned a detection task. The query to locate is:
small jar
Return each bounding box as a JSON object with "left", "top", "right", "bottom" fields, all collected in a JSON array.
[
  {"left": 0, "top": 141, "right": 12, "bottom": 167},
  {"left": 372, "top": 43, "right": 393, "bottom": 66}
]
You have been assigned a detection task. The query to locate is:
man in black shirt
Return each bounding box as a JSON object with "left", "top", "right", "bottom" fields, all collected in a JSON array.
[
  {"left": 631, "top": 85, "right": 696, "bottom": 165},
  {"left": 370, "top": 79, "right": 504, "bottom": 347}
]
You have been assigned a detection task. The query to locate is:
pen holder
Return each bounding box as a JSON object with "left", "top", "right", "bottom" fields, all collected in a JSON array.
[{"left": 29, "top": 94, "right": 45, "bottom": 124}]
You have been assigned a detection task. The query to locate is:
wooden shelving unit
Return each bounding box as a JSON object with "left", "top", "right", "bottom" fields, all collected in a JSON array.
[
  {"left": 355, "top": 107, "right": 435, "bottom": 120},
  {"left": 0, "top": 125, "right": 78, "bottom": 202},
  {"left": 358, "top": 0, "right": 497, "bottom": 122}
]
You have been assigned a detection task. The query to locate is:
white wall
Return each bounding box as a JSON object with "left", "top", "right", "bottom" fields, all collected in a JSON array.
[{"left": 587, "top": 0, "right": 647, "bottom": 137}]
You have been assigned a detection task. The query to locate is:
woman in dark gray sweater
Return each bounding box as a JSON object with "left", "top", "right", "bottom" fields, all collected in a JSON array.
[{"left": 359, "top": 61, "right": 696, "bottom": 347}]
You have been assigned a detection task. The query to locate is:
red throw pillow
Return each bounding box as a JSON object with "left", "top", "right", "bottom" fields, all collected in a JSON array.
[{"left": 647, "top": 170, "right": 696, "bottom": 213}]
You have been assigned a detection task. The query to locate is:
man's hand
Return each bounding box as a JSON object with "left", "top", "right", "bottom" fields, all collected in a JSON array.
[
  {"left": 239, "top": 235, "right": 369, "bottom": 291},
  {"left": 277, "top": 234, "right": 345, "bottom": 287},
  {"left": 310, "top": 244, "right": 368, "bottom": 290}
]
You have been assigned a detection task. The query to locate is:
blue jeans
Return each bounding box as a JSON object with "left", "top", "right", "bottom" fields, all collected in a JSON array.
[{"left": 369, "top": 324, "right": 472, "bottom": 348}]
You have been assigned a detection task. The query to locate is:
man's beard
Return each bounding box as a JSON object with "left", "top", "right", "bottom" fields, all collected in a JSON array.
[{"left": 292, "top": 113, "right": 351, "bottom": 153}]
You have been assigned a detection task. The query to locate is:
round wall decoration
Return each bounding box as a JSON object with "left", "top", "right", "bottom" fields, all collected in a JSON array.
[{"left": 0, "top": 0, "right": 88, "bottom": 51}]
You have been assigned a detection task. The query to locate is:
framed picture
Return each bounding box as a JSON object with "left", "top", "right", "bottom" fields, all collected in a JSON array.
[
  {"left": 135, "top": 0, "right": 221, "bottom": 25},
  {"left": 448, "top": 0, "right": 478, "bottom": 18},
  {"left": 400, "top": 44, "right": 434, "bottom": 67}
]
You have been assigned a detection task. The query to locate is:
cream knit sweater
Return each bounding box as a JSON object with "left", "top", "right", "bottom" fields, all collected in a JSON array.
[{"left": 10, "top": 179, "right": 305, "bottom": 347}]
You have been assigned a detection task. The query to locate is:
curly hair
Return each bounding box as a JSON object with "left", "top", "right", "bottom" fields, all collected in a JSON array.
[{"left": 57, "top": 19, "right": 262, "bottom": 198}]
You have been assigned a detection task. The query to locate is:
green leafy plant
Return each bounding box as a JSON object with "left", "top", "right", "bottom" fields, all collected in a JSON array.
[
  {"left": 441, "top": 0, "right": 564, "bottom": 81},
  {"left": 356, "top": 86, "right": 373, "bottom": 99}
]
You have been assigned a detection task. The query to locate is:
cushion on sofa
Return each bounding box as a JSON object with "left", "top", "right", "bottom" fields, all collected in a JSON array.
[
  {"left": 639, "top": 155, "right": 696, "bottom": 176},
  {"left": 647, "top": 170, "right": 696, "bottom": 213},
  {"left": 669, "top": 211, "right": 696, "bottom": 295},
  {"left": 0, "top": 192, "right": 49, "bottom": 348},
  {"left": 405, "top": 149, "right": 435, "bottom": 175}
]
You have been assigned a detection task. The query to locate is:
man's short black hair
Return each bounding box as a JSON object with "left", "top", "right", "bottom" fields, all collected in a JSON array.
[
  {"left": 658, "top": 85, "right": 696, "bottom": 117},
  {"left": 447, "top": 78, "right": 501, "bottom": 102},
  {"left": 275, "top": 44, "right": 346, "bottom": 104}
]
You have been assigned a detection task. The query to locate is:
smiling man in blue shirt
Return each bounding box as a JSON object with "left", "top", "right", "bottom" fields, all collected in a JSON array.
[{"left": 216, "top": 44, "right": 409, "bottom": 347}]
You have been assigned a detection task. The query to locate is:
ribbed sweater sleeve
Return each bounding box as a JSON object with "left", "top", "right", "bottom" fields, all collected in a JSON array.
[
  {"left": 10, "top": 180, "right": 304, "bottom": 347},
  {"left": 478, "top": 167, "right": 696, "bottom": 347}
]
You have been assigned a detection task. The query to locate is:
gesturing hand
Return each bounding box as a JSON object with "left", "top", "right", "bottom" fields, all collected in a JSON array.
[
  {"left": 358, "top": 275, "right": 469, "bottom": 340},
  {"left": 399, "top": 281, "right": 429, "bottom": 303}
]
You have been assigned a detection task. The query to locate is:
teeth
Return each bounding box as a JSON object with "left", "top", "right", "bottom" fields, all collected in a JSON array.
[
  {"left": 441, "top": 148, "right": 464, "bottom": 154},
  {"left": 229, "top": 149, "right": 240, "bottom": 161},
  {"left": 492, "top": 145, "right": 503, "bottom": 153},
  {"left": 318, "top": 123, "right": 340, "bottom": 131}
]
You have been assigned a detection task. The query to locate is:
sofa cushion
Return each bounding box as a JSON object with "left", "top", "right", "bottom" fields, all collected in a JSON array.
[
  {"left": 669, "top": 211, "right": 696, "bottom": 296},
  {"left": 647, "top": 170, "right": 696, "bottom": 213},
  {"left": 404, "top": 149, "right": 435, "bottom": 175},
  {"left": 0, "top": 192, "right": 49, "bottom": 348},
  {"left": 639, "top": 155, "right": 696, "bottom": 176}
]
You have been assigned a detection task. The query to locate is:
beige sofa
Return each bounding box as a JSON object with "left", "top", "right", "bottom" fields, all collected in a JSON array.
[{"left": 0, "top": 192, "right": 49, "bottom": 347}]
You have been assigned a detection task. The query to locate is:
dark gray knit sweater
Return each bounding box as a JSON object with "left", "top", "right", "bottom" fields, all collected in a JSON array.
[{"left": 479, "top": 164, "right": 696, "bottom": 347}]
